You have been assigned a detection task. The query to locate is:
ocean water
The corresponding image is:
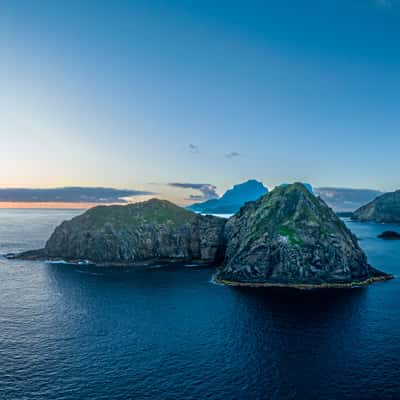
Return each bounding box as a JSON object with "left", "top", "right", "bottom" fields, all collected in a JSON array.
[{"left": 0, "top": 210, "right": 400, "bottom": 400}]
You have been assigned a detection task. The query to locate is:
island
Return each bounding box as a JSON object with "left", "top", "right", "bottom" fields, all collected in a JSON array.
[
  {"left": 352, "top": 190, "right": 400, "bottom": 223},
  {"left": 14, "top": 184, "right": 392, "bottom": 288},
  {"left": 214, "top": 183, "right": 391, "bottom": 288},
  {"left": 188, "top": 179, "right": 268, "bottom": 214},
  {"left": 378, "top": 231, "right": 400, "bottom": 240},
  {"left": 17, "top": 199, "right": 226, "bottom": 266}
]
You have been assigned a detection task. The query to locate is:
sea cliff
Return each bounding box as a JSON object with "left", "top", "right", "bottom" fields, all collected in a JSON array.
[
  {"left": 215, "top": 183, "right": 391, "bottom": 287},
  {"left": 18, "top": 199, "right": 226, "bottom": 265},
  {"left": 352, "top": 190, "right": 400, "bottom": 223}
]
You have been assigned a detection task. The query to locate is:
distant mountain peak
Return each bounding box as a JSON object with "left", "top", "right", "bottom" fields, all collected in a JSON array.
[{"left": 188, "top": 180, "right": 268, "bottom": 214}]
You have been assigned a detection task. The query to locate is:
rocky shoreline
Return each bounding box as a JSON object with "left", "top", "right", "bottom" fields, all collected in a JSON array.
[
  {"left": 5, "top": 252, "right": 214, "bottom": 269},
  {"left": 213, "top": 274, "right": 394, "bottom": 289}
]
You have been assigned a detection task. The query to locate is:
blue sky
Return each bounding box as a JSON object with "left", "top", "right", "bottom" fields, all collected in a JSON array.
[{"left": 1, "top": 0, "right": 399, "bottom": 203}]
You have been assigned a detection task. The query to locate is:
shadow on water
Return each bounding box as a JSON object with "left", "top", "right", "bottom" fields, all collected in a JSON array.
[
  {"left": 45, "top": 262, "right": 370, "bottom": 337},
  {"left": 229, "top": 285, "right": 370, "bottom": 348},
  {"left": 44, "top": 261, "right": 217, "bottom": 292},
  {"left": 233, "top": 285, "right": 368, "bottom": 314},
  {"left": 222, "top": 287, "right": 374, "bottom": 399},
  {"left": 45, "top": 262, "right": 369, "bottom": 331}
]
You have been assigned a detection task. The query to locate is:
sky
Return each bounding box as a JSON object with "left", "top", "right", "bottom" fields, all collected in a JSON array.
[{"left": 1, "top": 0, "right": 399, "bottom": 205}]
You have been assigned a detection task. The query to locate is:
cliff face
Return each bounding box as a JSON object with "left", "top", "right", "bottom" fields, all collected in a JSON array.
[
  {"left": 188, "top": 180, "right": 268, "bottom": 214},
  {"left": 42, "top": 199, "right": 226, "bottom": 264},
  {"left": 215, "top": 183, "right": 388, "bottom": 286},
  {"left": 352, "top": 190, "right": 400, "bottom": 223}
]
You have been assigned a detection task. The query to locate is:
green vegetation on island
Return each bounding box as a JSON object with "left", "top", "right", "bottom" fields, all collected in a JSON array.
[{"left": 352, "top": 190, "right": 400, "bottom": 223}]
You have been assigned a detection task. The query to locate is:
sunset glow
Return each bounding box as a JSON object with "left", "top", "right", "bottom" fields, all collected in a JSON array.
[{"left": 0, "top": 202, "right": 94, "bottom": 209}]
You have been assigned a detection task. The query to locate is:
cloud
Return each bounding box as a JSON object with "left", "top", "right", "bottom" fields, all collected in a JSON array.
[
  {"left": 225, "top": 151, "right": 240, "bottom": 159},
  {"left": 187, "top": 144, "right": 199, "bottom": 154},
  {"left": 0, "top": 187, "right": 155, "bottom": 203},
  {"left": 168, "top": 182, "right": 219, "bottom": 201}
]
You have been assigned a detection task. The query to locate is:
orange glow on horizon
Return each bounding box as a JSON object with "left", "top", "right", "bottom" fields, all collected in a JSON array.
[
  {"left": 0, "top": 195, "right": 188, "bottom": 209},
  {"left": 0, "top": 202, "right": 98, "bottom": 209}
]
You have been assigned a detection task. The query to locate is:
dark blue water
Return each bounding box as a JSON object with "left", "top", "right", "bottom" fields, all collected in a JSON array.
[{"left": 1, "top": 210, "right": 400, "bottom": 399}]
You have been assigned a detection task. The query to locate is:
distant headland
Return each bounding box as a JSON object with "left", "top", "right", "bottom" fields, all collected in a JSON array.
[
  {"left": 352, "top": 190, "right": 400, "bottom": 223},
  {"left": 187, "top": 180, "right": 268, "bottom": 214}
]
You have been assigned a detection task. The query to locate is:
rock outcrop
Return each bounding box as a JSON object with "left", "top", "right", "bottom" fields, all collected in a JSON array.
[
  {"left": 352, "top": 190, "right": 400, "bottom": 223},
  {"left": 215, "top": 183, "right": 390, "bottom": 287},
  {"left": 188, "top": 180, "right": 268, "bottom": 214},
  {"left": 378, "top": 231, "right": 400, "bottom": 240},
  {"left": 19, "top": 199, "right": 226, "bottom": 265}
]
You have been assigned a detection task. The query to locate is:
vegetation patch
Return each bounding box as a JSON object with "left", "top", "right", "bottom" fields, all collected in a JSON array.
[{"left": 278, "top": 225, "right": 303, "bottom": 245}]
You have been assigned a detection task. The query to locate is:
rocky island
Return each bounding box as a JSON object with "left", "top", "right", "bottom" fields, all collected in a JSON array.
[
  {"left": 214, "top": 183, "right": 391, "bottom": 288},
  {"left": 17, "top": 199, "right": 226, "bottom": 265},
  {"left": 188, "top": 179, "right": 268, "bottom": 214},
  {"left": 352, "top": 190, "right": 400, "bottom": 223},
  {"left": 14, "top": 184, "right": 392, "bottom": 288},
  {"left": 378, "top": 231, "right": 400, "bottom": 240}
]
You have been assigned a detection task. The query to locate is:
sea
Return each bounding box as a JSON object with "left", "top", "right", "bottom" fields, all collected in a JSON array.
[{"left": 0, "top": 208, "right": 399, "bottom": 399}]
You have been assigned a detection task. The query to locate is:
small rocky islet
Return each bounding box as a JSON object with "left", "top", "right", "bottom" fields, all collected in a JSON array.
[
  {"left": 378, "top": 231, "right": 400, "bottom": 240},
  {"left": 15, "top": 183, "right": 392, "bottom": 288}
]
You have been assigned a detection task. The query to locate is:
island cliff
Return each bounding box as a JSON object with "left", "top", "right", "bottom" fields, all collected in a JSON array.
[
  {"left": 19, "top": 199, "right": 226, "bottom": 265},
  {"left": 214, "top": 183, "right": 391, "bottom": 288},
  {"left": 352, "top": 190, "right": 400, "bottom": 223}
]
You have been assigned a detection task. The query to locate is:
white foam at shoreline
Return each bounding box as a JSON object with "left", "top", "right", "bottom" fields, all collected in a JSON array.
[{"left": 45, "top": 259, "right": 94, "bottom": 266}]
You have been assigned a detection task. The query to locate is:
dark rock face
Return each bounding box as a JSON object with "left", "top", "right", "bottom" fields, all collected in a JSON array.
[
  {"left": 188, "top": 180, "right": 268, "bottom": 214},
  {"left": 352, "top": 190, "right": 400, "bottom": 223},
  {"left": 216, "top": 183, "right": 388, "bottom": 286},
  {"left": 378, "top": 231, "right": 400, "bottom": 240},
  {"left": 28, "top": 199, "right": 226, "bottom": 264}
]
